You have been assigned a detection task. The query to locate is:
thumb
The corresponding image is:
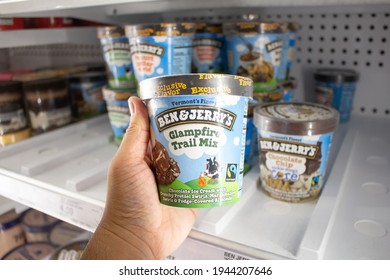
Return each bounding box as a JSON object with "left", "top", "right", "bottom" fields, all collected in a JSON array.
[{"left": 116, "top": 96, "right": 150, "bottom": 164}]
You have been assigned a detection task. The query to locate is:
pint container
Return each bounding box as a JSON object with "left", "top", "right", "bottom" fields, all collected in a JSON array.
[
  {"left": 254, "top": 102, "right": 339, "bottom": 202},
  {"left": 140, "top": 74, "right": 253, "bottom": 208}
]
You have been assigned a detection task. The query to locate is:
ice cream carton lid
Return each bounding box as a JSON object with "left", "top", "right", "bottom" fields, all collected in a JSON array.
[
  {"left": 125, "top": 22, "right": 195, "bottom": 37},
  {"left": 254, "top": 102, "right": 339, "bottom": 135},
  {"left": 139, "top": 73, "right": 253, "bottom": 100},
  {"left": 314, "top": 68, "right": 359, "bottom": 83},
  {"left": 97, "top": 26, "right": 125, "bottom": 38}
]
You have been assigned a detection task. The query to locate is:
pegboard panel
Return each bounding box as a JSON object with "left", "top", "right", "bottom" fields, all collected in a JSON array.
[
  {"left": 8, "top": 43, "right": 104, "bottom": 70},
  {"left": 169, "top": 5, "right": 390, "bottom": 118}
]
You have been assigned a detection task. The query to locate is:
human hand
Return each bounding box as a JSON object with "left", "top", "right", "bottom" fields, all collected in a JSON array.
[{"left": 82, "top": 96, "right": 198, "bottom": 260}]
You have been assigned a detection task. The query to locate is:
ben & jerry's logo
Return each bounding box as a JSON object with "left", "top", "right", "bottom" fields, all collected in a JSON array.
[
  {"left": 130, "top": 43, "right": 164, "bottom": 56},
  {"left": 155, "top": 106, "right": 237, "bottom": 132},
  {"left": 260, "top": 138, "right": 319, "bottom": 159}
]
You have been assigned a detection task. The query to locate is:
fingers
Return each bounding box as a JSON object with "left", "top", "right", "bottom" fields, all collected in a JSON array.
[{"left": 116, "top": 96, "right": 150, "bottom": 164}]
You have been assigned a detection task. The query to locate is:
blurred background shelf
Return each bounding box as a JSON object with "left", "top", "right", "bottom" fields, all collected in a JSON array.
[{"left": 0, "top": 27, "right": 99, "bottom": 48}]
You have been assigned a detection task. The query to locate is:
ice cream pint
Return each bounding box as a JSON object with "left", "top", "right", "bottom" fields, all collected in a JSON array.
[
  {"left": 314, "top": 68, "right": 359, "bottom": 122},
  {"left": 140, "top": 74, "right": 253, "bottom": 208},
  {"left": 102, "top": 86, "right": 135, "bottom": 144},
  {"left": 125, "top": 23, "right": 195, "bottom": 83},
  {"left": 97, "top": 26, "right": 136, "bottom": 89},
  {"left": 0, "top": 81, "right": 31, "bottom": 146},
  {"left": 192, "top": 23, "right": 226, "bottom": 73},
  {"left": 224, "top": 22, "right": 287, "bottom": 92},
  {"left": 254, "top": 102, "right": 339, "bottom": 202}
]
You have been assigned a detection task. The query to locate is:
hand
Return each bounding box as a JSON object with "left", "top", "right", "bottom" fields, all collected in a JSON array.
[{"left": 82, "top": 96, "right": 198, "bottom": 260}]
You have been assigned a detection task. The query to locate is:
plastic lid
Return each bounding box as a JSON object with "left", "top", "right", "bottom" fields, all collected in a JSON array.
[
  {"left": 223, "top": 22, "right": 288, "bottom": 34},
  {"left": 254, "top": 102, "right": 339, "bottom": 135},
  {"left": 314, "top": 68, "right": 359, "bottom": 83},
  {"left": 0, "top": 209, "right": 21, "bottom": 231},
  {"left": 125, "top": 22, "right": 195, "bottom": 37},
  {"left": 139, "top": 73, "right": 253, "bottom": 100},
  {"left": 102, "top": 85, "right": 137, "bottom": 100},
  {"left": 97, "top": 26, "right": 125, "bottom": 38},
  {"left": 195, "top": 22, "right": 223, "bottom": 33},
  {"left": 2, "top": 242, "right": 55, "bottom": 260},
  {"left": 21, "top": 209, "right": 58, "bottom": 232}
]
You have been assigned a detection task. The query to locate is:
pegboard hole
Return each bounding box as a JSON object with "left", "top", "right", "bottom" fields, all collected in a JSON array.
[
  {"left": 385, "top": 109, "right": 390, "bottom": 115},
  {"left": 379, "top": 62, "right": 384, "bottom": 68},
  {"left": 357, "top": 25, "right": 362, "bottom": 30},
  {"left": 367, "top": 50, "right": 372, "bottom": 55},
  {"left": 355, "top": 49, "right": 360, "bottom": 54},
  {"left": 370, "top": 25, "right": 375, "bottom": 30},
  {"left": 373, "top": 108, "right": 377, "bottom": 113},
  {"left": 382, "top": 38, "right": 387, "bottom": 43},
  {"left": 319, "top": 48, "right": 324, "bottom": 53},
  {"left": 366, "top": 62, "right": 371, "bottom": 67},
  {"left": 368, "top": 38, "right": 374, "bottom": 43},
  {"left": 360, "top": 107, "right": 365, "bottom": 112},
  {"left": 356, "top": 37, "right": 361, "bottom": 42}
]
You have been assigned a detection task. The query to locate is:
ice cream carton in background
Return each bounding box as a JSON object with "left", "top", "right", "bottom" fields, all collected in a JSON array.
[
  {"left": 224, "top": 22, "right": 288, "bottom": 92},
  {"left": 254, "top": 102, "right": 339, "bottom": 202},
  {"left": 125, "top": 23, "right": 195, "bottom": 84},
  {"left": 97, "top": 26, "right": 136, "bottom": 89}
]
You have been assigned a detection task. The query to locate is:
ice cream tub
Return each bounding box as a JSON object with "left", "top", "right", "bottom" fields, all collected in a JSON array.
[
  {"left": 125, "top": 23, "right": 195, "bottom": 83},
  {"left": 20, "top": 208, "right": 58, "bottom": 242},
  {"left": 192, "top": 23, "right": 226, "bottom": 73},
  {"left": 224, "top": 22, "right": 288, "bottom": 92},
  {"left": 0, "top": 81, "right": 31, "bottom": 146},
  {"left": 69, "top": 71, "right": 108, "bottom": 119},
  {"left": 140, "top": 74, "right": 253, "bottom": 208},
  {"left": 102, "top": 86, "right": 136, "bottom": 145},
  {"left": 314, "top": 68, "right": 359, "bottom": 122},
  {"left": 254, "top": 102, "right": 339, "bottom": 202},
  {"left": 97, "top": 26, "right": 136, "bottom": 89},
  {"left": 0, "top": 209, "right": 26, "bottom": 258}
]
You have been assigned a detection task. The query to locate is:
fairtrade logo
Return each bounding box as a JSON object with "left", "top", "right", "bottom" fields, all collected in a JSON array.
[{"left": 225, "top": 163, "right": 237, "bottom": 182}]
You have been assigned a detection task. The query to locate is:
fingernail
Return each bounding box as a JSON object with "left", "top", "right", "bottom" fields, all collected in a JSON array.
[{"left": 129, "top": 98, "right": 135, "bottom": 115}]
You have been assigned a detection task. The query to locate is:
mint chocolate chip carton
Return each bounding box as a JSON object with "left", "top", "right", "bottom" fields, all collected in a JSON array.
[{"left": 140, "top": 74, "right": 253, "bottom": 208}]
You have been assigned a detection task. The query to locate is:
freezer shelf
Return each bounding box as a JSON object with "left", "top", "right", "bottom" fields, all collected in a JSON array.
[
  {"left": 0, "top": 114, "right": 389, "bottom": 259},
  {"left": 0, "top": 27, "right": 99, "bottom": 48}
]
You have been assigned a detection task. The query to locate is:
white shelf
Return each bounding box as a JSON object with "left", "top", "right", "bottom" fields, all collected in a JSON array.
[
  {"left": 0, "top": 27, "right": 99, "bottom": 48},
  {"left": 1, "top": 113, "right": 389, "bottom": 259}
]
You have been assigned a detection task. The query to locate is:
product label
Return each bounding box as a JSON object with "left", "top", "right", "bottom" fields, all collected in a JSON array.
[
  {"left": 315, "top": 81, "right": 356, "bottom": 122},
  {"left": 192, "top": 33, "right": 226, "bottom": 73},
  {"left": 147, "top": 95, "right": 248, "bottom": 208},
  {"left": 105, "top": 99, "right": 130, "bottom": 141},
  {"left": 70, "top": 80, "right": 107, "bottom": 118},
  {"left": 258, "top": 130, "right": 333, "bottom": 202},
  {"left": 100, "top": 36, "right": 136, "bottom": 88},
  {"left": 130, "top": 35, "right": 193, "bottom": 83},
  {"left": 225, "top": 33, "right": 287, "bottom": 91}
]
